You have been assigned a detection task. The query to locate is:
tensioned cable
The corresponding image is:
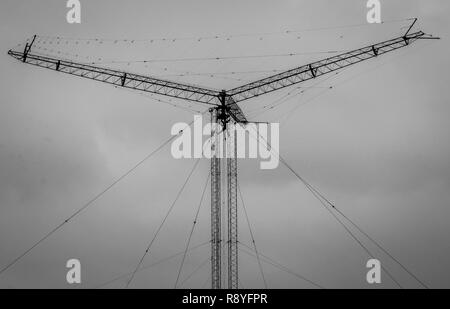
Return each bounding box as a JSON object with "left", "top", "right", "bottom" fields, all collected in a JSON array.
[
  {"left": 278, "top": 40, "right": 435, "bottom": 127},
  {"left": 238, "top": 277, "right": 245, "bottom": 289},
  {"left": 244, "top": 57, "right": 360, "bottom": 118},
  {"left": 179, "top": 238, "right": 228, "bottom": 288},
  {"left": 21, "top": 46, "right": 225, "bottom": 101},
  {"left": 35, "top": 18, "right": 411, "bottom": 44},
  {"left": 157, "top": 69, "right": 287, "bottom": 78},
  {"left": 7, "top": 35, "right": 36, "bottom": 51},
  {"left": 0, "top": 114, "right": 206, "bottom": 278},
  {"left": 237, "top": 183, "right": 268, "bottom": 289},
  {"left": 333, "top": 207, "right": 429, "bottom": 288},
  {"left": 328, "top": 40, "right": 434, "bottom": 90},
  {"left": 242, "top": 45, "right": 435, "bottom": 286},
  {"left": 278, "top": 157, "right": 405, "bottom": 288},
  {"left": 277, "top": 87, "right": 335, "bottom": 125},
  {"left": 238, "top": 243, "right": 325, "bottom": 289},
  {"left": 30, "top": 22, "right": 415, "bottom": 87},
  {"left": 32, "top": 43, "right": 325, "bottom": 81},
  {"left": 29, "top": 19, "right": 411, "bottom": 71},
  {"left": 247, "top": 71, "right": 342, "bottom": 118},
  {"left": 114, "top": 85, "right": 204, "bottom": 114},
  {"left": 88, "top": 50, "right": 349, "bottom": 65},
  {"left": 248, "top": 46, "right": 393, "bottom": 119},
  {"left": 241, "top": 42, "right": 435, "bottom": 140},
  {"left": 35, "top": 32, "right": 291, "bottom": 43},
  {"left": 246, "top": 29, "right": 435, "bottom": 122},
  {"left": 33, "top": 44, "right": 250, "bottom": 83},
  {"left": 201, "top": 275, "right": 210, "bottom": 289},
  {"left": 244, "top": 125, "right": 404, "bottom": 288},
  {"left": 286, "top": 18, "right": 413, "bottom": 34},
  {"left": 174, "top": 173, "right": 211, "bottom": 288},
  {"left": 125, "top": 158, "right": 201, "bottom": 288},
  {"left": 33, "top": 41, "right": 251, "bottom": 84},
  {"left": 93, "top": 240, "right": 210, "bottom": 289},
  {"left": 24, "top": 47, "right": 222, "bottom": 100},
  {"left": 177, "top": 255, "right": 211, "bottom": 288},
  {"left": 283, "top": 163, "right": 429, "bottom": 289},
  {"left": 180, "top": 240, "right": 227, "bottom": 288},
  {"left": 244, "top": 85, "right": 332, "bottom": 120}
]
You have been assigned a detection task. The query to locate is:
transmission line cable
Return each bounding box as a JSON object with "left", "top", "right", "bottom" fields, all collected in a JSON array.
[
  {"left": 175, "top": 173, "right": 210, "bottom": 288},
  {"left": 244, "top": 125, "right": 404, "bottom": 288},
  {"left": 279, "top": 157, "right": 404, "bottom": 288},
  {"left": 278, "top": 40, "right": 435, "bottom": 127},
  {"left": 271, "top": 43, "right": 434, "bottom": 288},
  {"left": 248, "top": 71, "right": 341, "bottom": 118},
  {"left": 0, "top": 116, "right": 205, "bottom": 277},
  {"left": 281, "top": 161, "right": 428, "bottom": 289},
  {"left": 35, "top": 18, "right": 410, "bottom": 44},
  {"left": 125, "top": 158, "right": 201, "bottom": 288},
  {"left": 238, "top": 243, "right": 325, "bottom": 289},
  {"left": 179, "top": 239, "right": 227, "bottom": 288},
  {"left": 334, "top": 206, "right": 429, "bottom": 288},
  {"left": 88, "top": 50, "right": 347, "bottom": 65},
  {"left": 93, "top": 240, "right": 210, "bottom": 289},
  {"left": 114, "top": 86, "right": 204, "bottom": 114},
  {"left": 178, "top": 256, "right": 211, "bottom": 288},
  {"left": 201, "top": 274, "right": 210, "bottom": 289},
  {"left": 237, "top": 183, "right": 268, "bottom": 289},
  {"left": 248, "top": 39, "right": 435, "bottom": 123}
]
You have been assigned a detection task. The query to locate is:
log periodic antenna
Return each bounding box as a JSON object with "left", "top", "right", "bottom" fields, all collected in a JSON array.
[{"left": 6, "top": 18, "right": 439, "bottom": 289}]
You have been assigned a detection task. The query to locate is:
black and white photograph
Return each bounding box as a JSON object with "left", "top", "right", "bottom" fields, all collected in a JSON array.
[{"left": 0, "top": 0, "right": 449, "bottom": 302}]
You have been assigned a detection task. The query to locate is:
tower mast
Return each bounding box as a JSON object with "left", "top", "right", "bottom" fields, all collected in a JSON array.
[{"left": 211, "top": 91, "right": 239, "bottom": 289}]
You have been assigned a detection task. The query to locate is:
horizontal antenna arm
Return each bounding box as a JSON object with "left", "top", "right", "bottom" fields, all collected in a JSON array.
[
  {"left": 7, "top": 50, "right": 221, "bottom": 105},
  {"left": 227, "top": 31, "right": 426, "bottom": 103}
]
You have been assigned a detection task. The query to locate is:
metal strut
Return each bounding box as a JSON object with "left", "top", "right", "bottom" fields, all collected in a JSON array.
[
  {"left": 210, "top": 92, "right": 239, "bottom": 289},
  {"left": 210, "top": 109, "right": 222, "bottom": 289},
  {"left": 227, "top": 125, "right": 238, "bottom": 289}
]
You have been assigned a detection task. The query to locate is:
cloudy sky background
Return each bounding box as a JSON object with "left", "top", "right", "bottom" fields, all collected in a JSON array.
[{"left": 0, "top": 0, "right": 449, "bottom": 288}]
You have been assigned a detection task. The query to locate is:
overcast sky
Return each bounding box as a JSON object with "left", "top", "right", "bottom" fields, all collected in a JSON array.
[{"left": 0, "top": 0, "right": 449, "bottom": 289}]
